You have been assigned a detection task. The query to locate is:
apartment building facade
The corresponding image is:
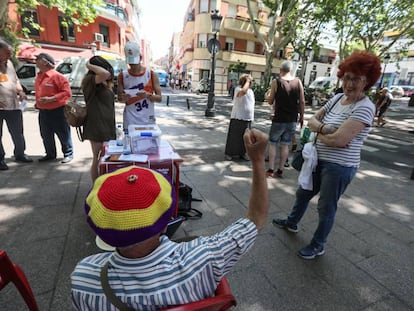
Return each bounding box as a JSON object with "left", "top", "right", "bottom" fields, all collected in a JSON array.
[
  {"left": 170, "top": 0, "right": 338, "bottom": 95},
  {"left": 381, "top": 30, "right": 414, "bottom": 87},
  {"left": 8, "top": 0, "right": 140, "bottom": 64},
  {"left": 171, "top": 0, "right": 279, "bottom": 95}
]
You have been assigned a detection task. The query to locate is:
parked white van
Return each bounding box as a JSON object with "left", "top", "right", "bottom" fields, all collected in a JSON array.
[
  {"left": 56, "top": 56, "right": 88, "bottom": 90},
  {"left": 16, "top": 56, "right": 127, "bottom": 94},
  {"left": 308, "top": 76, "right": 338, "bottom": 90},
  {"left": 16, "top": 58, "right": 85, "bottom": 94},
  {"left": 56, "top": 56, "right": 127, "bottom": 92},
  {"left": 16, "top": 63, "right": 38, "bottom": 94}
]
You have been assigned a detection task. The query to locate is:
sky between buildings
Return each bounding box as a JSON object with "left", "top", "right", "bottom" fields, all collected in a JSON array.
[{"left": 139, "top": 0, "right": 191, "bottom": 59}]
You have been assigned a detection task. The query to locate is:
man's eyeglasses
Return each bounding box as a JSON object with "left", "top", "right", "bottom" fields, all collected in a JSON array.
[{"left": 342, "top": 75, "right": 366, "bottom": 84}]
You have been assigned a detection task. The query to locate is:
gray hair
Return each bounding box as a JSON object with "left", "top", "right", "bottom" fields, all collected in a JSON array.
[{"left": 280, "top": 61, "right": 292, "bottom": 73}]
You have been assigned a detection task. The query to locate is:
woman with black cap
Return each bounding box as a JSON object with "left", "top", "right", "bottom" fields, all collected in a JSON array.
[{"left": 81, "top": 56, "right": 116, "bottom": 182}]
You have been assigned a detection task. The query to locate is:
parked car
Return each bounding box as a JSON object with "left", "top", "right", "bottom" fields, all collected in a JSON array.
[
  {"left": 308, "top": 76, "right": 338, "bottom": 91},
  {"left": 56, "top": 56, "right": 127, "bottom": 93},
  {"left": 400, "top": 85, "right": 414, "bottom": 97},
  {"left": 16, "top": 63, "right": 38, "bottom": 94},
  {"left": 389, "top": 85, "right": 404, "bottom": 98},
  {"left": 194, "top": 78, "right": 210, "bottom": 94},
  {"left": 305, "top": 76, "right": 339, "bottom": 106}
]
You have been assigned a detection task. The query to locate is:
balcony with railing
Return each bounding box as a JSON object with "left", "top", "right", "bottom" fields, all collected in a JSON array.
[
  {"left": 100, "top": 1, "right": 128, "bottom": 25},
  {"left": 222, "top": 16, "right": 269, "bottom": 37}
]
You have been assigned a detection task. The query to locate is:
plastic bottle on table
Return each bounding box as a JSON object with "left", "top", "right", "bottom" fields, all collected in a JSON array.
[
  {"left": 123, "top": 129, "right": 131, "bottom": 155},
  {"left": 301, "top": 127, "right": 311, "bottom": 144},
  {"left": 116, "top": 124, "right": 124, "bottom": 146}
]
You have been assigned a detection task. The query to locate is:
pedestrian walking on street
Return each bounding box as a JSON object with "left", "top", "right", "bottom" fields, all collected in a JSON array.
[
  {"left": 266, "top": 61, "right": 305, "bottom": 178},
  {"left": 71, "top": 128, "right": 269, "bottom": 310},
  {"left": 0, "top": 39, "right": 33, "bottom": 170},
  {"left": 376, "top": 87, "right": 392, "bottom": 127},
  {"left": 224, "top": 74, "right": 255, "bottom": 161},
  {"left": 34, "top": 53, "right": 73, "bottom": 164},
  {"left": 81, "top": 56, "right": 116, "bottom": 182},
  {"left": 273, "top": 50, "right": 381, "bottom": 259}
]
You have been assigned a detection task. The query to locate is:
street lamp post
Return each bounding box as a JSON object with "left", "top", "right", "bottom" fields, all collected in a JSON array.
[
  {"left": 302, "top": 47, "right": 312, "bottom": 85},
  {"left": 205, "top": 11, "right": 223, "bottom": 117},
  {"left": 379, "top": 53, "right": 391, "bottom": 88}
]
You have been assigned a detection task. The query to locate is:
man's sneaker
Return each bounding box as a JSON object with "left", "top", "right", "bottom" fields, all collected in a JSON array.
[
  {"left": 61, "top": 156, "right": 74, "bottom": 164},
  {"left": 274, "top": 169, "right": 283, "bottom": 178},
  {"left": 272, "top": 218, "right": 298, "bottom": 233},
  {"left": 298, "top": 244, "right": 325, "bottom": 260},
  {"left": 0, "top": 160, "right": 9, "bottom": 171}
]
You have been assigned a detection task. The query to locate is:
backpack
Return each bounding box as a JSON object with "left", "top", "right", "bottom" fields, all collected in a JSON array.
[{"left": 178, "top": 182, "right": 203, "bottom": 220}]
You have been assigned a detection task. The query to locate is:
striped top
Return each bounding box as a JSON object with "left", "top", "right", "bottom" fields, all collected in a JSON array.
[
  {"left": 316, "top": 94, "right": 375, "bottom": 167},
  {"left": 71, "top": 218, "right": 257, "bottom": 311}
]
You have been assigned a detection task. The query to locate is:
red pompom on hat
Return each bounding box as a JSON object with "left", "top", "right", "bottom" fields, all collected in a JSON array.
[{"left": 85, "top": 166, "right": 174, "bottom": 249}]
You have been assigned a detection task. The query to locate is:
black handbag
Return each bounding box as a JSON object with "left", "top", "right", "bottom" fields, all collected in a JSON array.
[
  {"left": 291, "top": 146, "right": 305, "bottom": 171},
  {"left": 178, "top": 182, "right": 203, "bottom": 219}
]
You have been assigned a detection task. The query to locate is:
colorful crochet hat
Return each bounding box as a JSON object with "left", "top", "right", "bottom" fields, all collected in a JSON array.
[{"left": 85, "top": 166, "right": 174, "bottom": 249}]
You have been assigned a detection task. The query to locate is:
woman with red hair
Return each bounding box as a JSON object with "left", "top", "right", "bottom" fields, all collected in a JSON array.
[{"left": 273, "top": 51, "right": 381, "bottom": 259}]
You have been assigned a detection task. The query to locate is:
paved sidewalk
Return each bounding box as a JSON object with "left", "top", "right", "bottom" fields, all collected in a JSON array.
[{"left": 0, "top": 93, "right": 413, "bottom": 310}]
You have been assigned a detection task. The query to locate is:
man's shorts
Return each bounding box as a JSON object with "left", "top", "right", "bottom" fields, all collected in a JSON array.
[
  {"left": 269, "top": 122, "right": 296, "bottom": 145},
  {"left": 378, "top": 105, "right": 390, "bottom": 117}
]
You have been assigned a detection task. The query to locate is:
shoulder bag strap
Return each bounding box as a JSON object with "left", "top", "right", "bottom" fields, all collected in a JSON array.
[
  {"left": 100, "top": 262, "right": 135, "bottom": 311},
  {"left": 315, "top": 94, "right": 344, "bottom": 144},
  {"left": 328, "top": 93, "right": 344, "bottom": 113}
]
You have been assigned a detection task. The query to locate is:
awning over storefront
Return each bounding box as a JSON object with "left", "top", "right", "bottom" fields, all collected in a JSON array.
[{"left": 17, "top": 43, "right": 92, "bottom": 63}]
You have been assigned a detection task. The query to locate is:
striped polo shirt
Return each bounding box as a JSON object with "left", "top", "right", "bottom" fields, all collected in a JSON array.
[
  {"left": 71, "top": 218, "right": 257, "bottom": 311},
  {"left": 316, "top": 94, "right": 375, "bottom": 167}
]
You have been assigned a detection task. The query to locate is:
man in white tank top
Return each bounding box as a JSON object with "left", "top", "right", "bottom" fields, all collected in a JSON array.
[{"left": 117, "top": 41, "right": 162, "bottom": 128}]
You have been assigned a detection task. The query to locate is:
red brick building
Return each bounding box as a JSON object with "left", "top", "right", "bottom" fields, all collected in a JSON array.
[{"left": 8, "top": 0, "right": 140, "bottom": 64}]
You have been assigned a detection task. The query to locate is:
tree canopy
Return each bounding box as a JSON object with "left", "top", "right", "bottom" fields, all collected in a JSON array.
[
  {"left": 246, "top": 0, "right": 414, "bottom": 89},
  {"left": 0, "top": 0, "right": 103, "bottom": 47}
]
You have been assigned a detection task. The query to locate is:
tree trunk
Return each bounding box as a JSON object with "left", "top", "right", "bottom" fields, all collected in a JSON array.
[
  {"left": 0, "top": 0, "right": 9, "bottom": 37},
  {"left": 263, "top": 50, "right": 275, "bottom": 89}
]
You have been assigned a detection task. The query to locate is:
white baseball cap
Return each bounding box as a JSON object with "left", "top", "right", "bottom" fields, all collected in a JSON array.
[{"left": 124, "top": 41, "right": 141, "bottom": 64}]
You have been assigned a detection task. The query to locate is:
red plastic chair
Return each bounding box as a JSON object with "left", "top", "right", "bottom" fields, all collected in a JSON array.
[
  {"left": 159, "top": 276, "right": 237, "bottom": 311},
  {"left": 0, "top": 250, "right": 39, "bottom": 311}
]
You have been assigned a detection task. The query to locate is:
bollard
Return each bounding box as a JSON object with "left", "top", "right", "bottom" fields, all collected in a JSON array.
[
  {"left": 166, "top": 96, "right": 169, "bottom": 106},
  {"left": 186, "top": 98, "right": 190, "bottom": 110},
  {"left": 411, "top": 167, "right": 414, "bottom": 180}
]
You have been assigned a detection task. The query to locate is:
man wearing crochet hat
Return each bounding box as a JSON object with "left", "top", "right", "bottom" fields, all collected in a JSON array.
[
  {"left": 117, "top": 41, "right": 163, "bottom": 127},
  {"left": 71, "top": 128, "right": 269, "bottom": 310}
]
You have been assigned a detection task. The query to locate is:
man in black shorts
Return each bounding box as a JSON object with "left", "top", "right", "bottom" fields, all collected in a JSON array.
[{"left": 376, "top": 87, "right": 392, "bottom": 127}]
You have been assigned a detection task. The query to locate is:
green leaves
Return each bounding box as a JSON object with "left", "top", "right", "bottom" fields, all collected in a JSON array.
[{"left": 1, "top": 0, "right": 103, "bottom": 41}]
